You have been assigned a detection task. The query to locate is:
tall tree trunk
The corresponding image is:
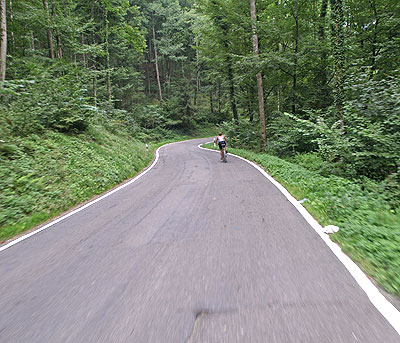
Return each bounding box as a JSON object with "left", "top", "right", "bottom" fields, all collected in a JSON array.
[
  {"left": 145, "top": 34, "right": 151, "bottom": 97},
  {"left": 330, "top": 0, "right": 345, "bottom": 131},
  {"left": 50, "top": 0, "right": 62, "bottom": 58},
  {"left": 165, "top": 58, "right": 171, "bottom": 98},
  {"left": 316, "top": 0, "right": 328, "bottom": 109},
  {"left": 43, "top": 0, "right": 54, "bottom": 59},
  {"left": 277, "top": 85, "right": 281, "bottom": 111},
  {"left": 216, "top": 81, "right": 221, "bottom": 116},
  {"left": 249, "top": 0, "right": 266, "bottom": 149},
  {"left": 145, "top": 54, "right": 150, "bottom": 97},
  {"left": 152, "top": 23, "right": 162, "bottom": 102},
  {"left": 369, "top": 0, "right": 379, "bottom": 80},
  {"left": 0, "top": 0, "right": 6, "bottom": 82},
  {"left": 226, "top": 56, "right": 238, "bottom": 123},
  {"left": 81, "top": 34, "right": 87, "bottom": 66},
  {"left": 318, "top": 0, "right": 328, "bottom": 38},
  {"left": 56, "top": 35, "right": 62, "bottom": 58},
  {"left": 0, "top": 0, "right": 5, "bottom": 81},
  {"left": 247, "top": 89, "right": 253, "bottom": 121},
  {"left": 223, "top": 39, "right": 238, "bottom": 122},
  {"left": 31, "top": 31, "right": 35, "bottom": 51},
  {"left": 210, "top": 88, "right": 214, "bottom": 115},
  {"left": 8, "top": 0, "right": 14, "bottom": 53},
  {"left": 105, "top": 7, "right": 111, "bottom": 104},
  {"left": 93, "top": 74, "right": 97, "bottom": 107},
  {"left": 292, "top": 0, "right": 299, "bottom": 114},
  {"left": 210, "top": 0, "right": 238, "bottom": 123},
  {"left": 194, "top": 40, "right": 200, "bottom": 106}
]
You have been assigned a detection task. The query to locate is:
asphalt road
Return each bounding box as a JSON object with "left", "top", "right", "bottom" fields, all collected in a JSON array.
[{"left": 0, "top": 138, "right": 399, "bottom": 342}]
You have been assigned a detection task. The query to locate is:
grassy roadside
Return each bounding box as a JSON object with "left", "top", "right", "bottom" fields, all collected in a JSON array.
[
  {"left": 202, "top": 143, "right": 400, "bottom": 296},
  {"left": 0, "top": 125, "right": 216, "bottom": 243}
]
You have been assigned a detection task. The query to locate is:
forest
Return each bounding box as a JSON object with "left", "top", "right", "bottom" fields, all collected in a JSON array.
[
  {"left": 0, "top": 1, "right": 399, "bottom": 292},
  {"left": 1, "top": 0, "right": 399, "bottom": 178}
]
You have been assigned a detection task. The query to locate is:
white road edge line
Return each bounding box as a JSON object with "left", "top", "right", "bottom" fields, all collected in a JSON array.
[
  {"left": 199, "top": 143, "right": 400, "bottom": 336},
  {"left": 0, "top": 141, "right": 181, "bottom": 253}
]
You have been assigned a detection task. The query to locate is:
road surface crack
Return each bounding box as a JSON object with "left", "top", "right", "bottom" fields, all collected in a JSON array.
[{"left": 185, "top": 310, "right": 207, "bottom": 343}]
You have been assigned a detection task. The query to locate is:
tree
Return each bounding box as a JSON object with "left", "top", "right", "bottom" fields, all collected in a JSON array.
[
  {"left": 0, "top": 0, "right": 6, "bottom": 81},
  {"left": 249, "top": 0, "right": 266, "bottom": 149},
  {"left": 43, "top": 0, "right": 54, "bottom": 59},
  {"left": 152, "top": 20, "right": 162, "bottom": 101},
  {"left": 330, "top": 0, "right": 345, "bottom": 131}
]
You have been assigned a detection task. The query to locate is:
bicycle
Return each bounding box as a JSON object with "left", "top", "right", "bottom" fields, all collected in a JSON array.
[
  {"left": 221, "top": 144, "right": 228, "bottom": 163},
  {"left": 214, "top": 137, "right": 228, "bottom": 163}
]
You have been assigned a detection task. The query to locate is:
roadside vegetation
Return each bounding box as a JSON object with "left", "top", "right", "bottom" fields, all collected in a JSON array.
[
  {"left": 0, "top": 124, "right": 216, "bottom": 243},
  {"left": 203, "top": 142, "right": 400, "bottom": 296}
]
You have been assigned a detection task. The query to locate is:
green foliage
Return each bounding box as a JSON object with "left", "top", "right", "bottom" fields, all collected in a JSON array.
[
  {"left": 202, "top": 142, "right": 400, "bottom": 295},
  {"left": 0, "top": 126, "right": 153, "bottom": 241},
  {"left": 2, "top": 60, "right": 94, "bottom": 135},
  {"left": 219, "top": 118, "right": 259, "bottom": 150},
  {"left": 275, "top": 72, "right": 400, "bottom": 181}
]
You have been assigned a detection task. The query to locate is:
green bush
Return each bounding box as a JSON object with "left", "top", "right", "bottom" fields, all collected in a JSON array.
[
  {"left": 0, "top": 126, "right": 153, "bottom": 241},
  {"left": 1, "top": 74, "right": 93, "bottom": 135},
  {"left": 219, "top": 118, "right": 260, "bottom": 150},
  {"left": 202, "top": 143, "right": 400, "bottom": 295}
]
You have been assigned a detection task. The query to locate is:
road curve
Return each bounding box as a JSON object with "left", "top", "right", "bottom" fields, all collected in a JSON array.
[{"left": 0, "top": 138, "right": 399, "bottom": 342}]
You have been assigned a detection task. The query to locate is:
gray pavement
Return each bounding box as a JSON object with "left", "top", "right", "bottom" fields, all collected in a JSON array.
[{"left": 0, "top": 138, "right": 399, "bottom": 342}]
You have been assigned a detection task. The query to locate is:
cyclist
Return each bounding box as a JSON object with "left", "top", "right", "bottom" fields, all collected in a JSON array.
[{"left": 215, "top": 132, "right": 227, "bottom": 160}]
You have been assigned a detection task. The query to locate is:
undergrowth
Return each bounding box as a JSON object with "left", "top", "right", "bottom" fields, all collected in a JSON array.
[
  {"left": 0, "top": 125, "right": 153, "bottom": 241},
  {"left": 202, "top": 143, "right": 400, "bottom": 296},
  {"left": 0, "top": 125, "right": 216, "bottom": 242}
]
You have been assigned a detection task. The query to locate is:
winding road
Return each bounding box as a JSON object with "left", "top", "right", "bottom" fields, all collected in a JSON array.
[{"left": 0, "top": 138, "right": 399, "bottom": 342}]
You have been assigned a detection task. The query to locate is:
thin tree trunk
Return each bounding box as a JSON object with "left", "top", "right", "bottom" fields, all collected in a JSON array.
[
  {"left": 277, "top": 85, "right": 281, "bottom": 111},
  {"left": 56, "top": 36, "right": 62, "bottom": 59},
  {"left": 216, "top": 81, "right": 221, "bottom": 116},
  {"left": 330, "top": 0, "right": 345, "bottom": 131},
  {"left": 369, "top": 0, "right": 378, "bottom": 80},
  {"left": 8, "top": 0, "right": 14, "bottom": 53},
  {"left": 105, "top": 7, "right": 111, "bottom": 104},
  {"left": 81, "top": 34, "right": 87, "bottom": 66},
  {"left": 90, "top": 0, "right": 97, "bottom": 107},
  {"left": 50, "top": 0, "right": 62, "bottom": 58},
  {"left": 145, "top": 35, "right": 151, "bottom": 97},
  {"left": 145, "top": 54, "right": 150, "bottom": 97},
  {"left": 247, "top": 89, "right": 253, "bottom": 121},
  {"left": 0, "top": 0, "right": 6, "bottom": 81},
  {"left": 249, "top": 0, "right": 266, "bottom": 149},
  {"left": 93, "top": 75, "right": 97, "bottom": 107},
  {"left": 275, "top": 1, "right": 281, "bottom": 112},
  {"left": 147, "top": 33, "right": 152, "bottom": 97},
  {"left": 43, "top": 0, "right": 54, "bottom": 59},
  {"left": 194, "top": 40, "right": 200, "bottom": 106},
  {"left": 292, "top": 0, "right": 299, "bottom": 114},
  {"left": 166, "top": 59, "right": 171, "bottom": 98},
  {"left": 227, "top": 57, "right": 238, "bottom": 123},
  {"left": 318, "top": 0, "right": 328, "bottom": 38},
  {"left": 152, "top": 23, "right": 162, "bottom": 102},
  {"left": 312, "top": 0, "right": 317, "bottom": 39},
  {"left": 210, "top": 89, "right": 214, "bottom": 115},
  {"left": 316, "top": 0, "right": 328, "bottom": 109},
  {"left": 31, "top": 31, "right": 35, "bottom": 50},
  {"left": 210, "top": 0, "right": 237, "bottom": 123}
]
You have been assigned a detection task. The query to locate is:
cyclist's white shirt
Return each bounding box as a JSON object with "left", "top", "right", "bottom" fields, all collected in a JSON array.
[{"left": 217, "top": 135, "right": 225, "bottom": 142}]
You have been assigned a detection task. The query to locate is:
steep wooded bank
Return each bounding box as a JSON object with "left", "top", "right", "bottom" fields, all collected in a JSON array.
[{"left": 0, "top": 126, "right": 154, "bottom": 241}]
